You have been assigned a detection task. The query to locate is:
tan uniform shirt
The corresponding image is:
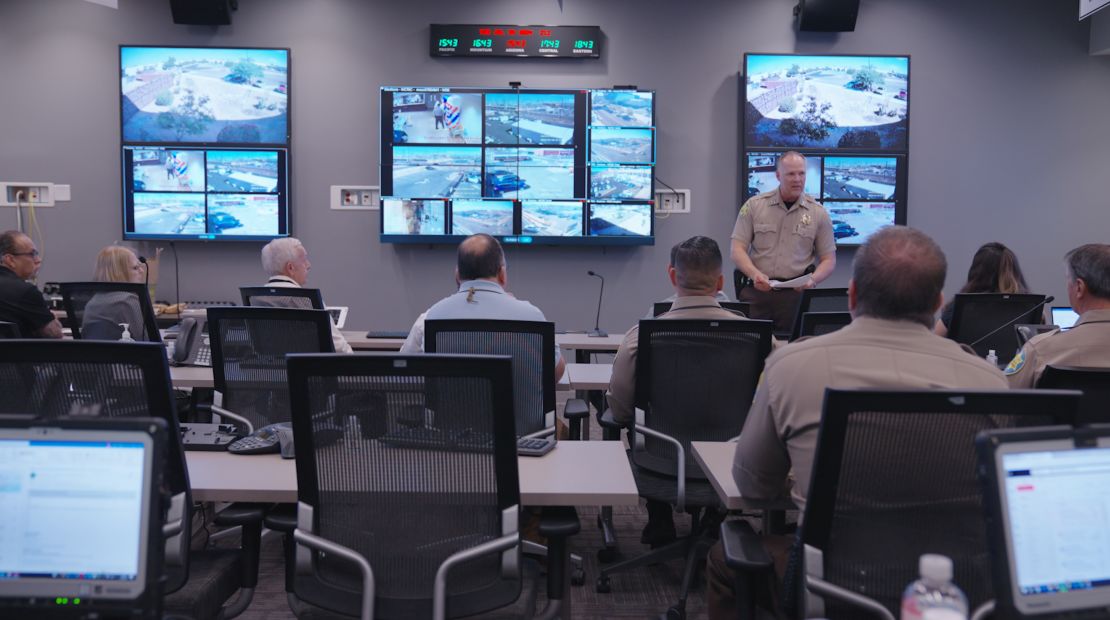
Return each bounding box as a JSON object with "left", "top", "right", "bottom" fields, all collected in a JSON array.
[
  {"left": 1005, "top": 308, "right": 1110, "bottom": 389},
  {"left": 733, "top": 316, "right": 1006, "bottom": 513},
  {"left": 607, "top": 296, "right": 749, "bottom": 423},
  {"left": 731, "top": 189, "right": 836, "bottom": 279}
]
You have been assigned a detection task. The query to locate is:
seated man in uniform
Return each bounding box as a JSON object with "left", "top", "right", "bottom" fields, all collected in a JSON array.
[
  {"left": 609, "top": 235, "right": 752, "bottom": 547},
  {"left": 0, "top": 230, "right": 62, "bottom": 338},
  {"left": 1005, "top": 243, "right": 1110, "bottom": 388},
  {"left": 705, "top": 226, "right": 1008, "bottom": 619},
  {"left": 258, "top": 237, "right": 352, "bottom": 353}
]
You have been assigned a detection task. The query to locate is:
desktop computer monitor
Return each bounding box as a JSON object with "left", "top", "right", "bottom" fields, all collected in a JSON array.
[{"left": 1051, "top": 306, "right": 1079, "bottom": 329}]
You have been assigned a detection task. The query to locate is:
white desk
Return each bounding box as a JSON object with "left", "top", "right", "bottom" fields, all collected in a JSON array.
[
  {"left": 342, "top": 332, "right": 625, "bottom": 353},
  {"left": 186, "top": 440, "right": 639, "bottom": 506},
  {"left": 692, "top": 441, "right": 796, "bottom": 512}
]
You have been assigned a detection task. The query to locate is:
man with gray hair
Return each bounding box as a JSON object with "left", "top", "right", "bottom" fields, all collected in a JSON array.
[
  {"left": 258, "top": 237, "right": 352, "bottom": 353},
  {"left": 1005, "top": 243, "right": 1110, "bottom": 388},
  {"left": 705, "top": 226, "right": 1007, "bottom": 618}
]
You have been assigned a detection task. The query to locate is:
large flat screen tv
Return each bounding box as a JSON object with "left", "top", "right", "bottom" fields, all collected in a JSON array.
[
  {"left": 742, "top": 53, "right": 909, "bottom": 246},
  {"left": 380, "top": 86, "right": 656, "bottom": 246}
]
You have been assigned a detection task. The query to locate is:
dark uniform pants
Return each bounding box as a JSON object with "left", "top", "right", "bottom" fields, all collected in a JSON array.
[{"left": 739, "top": 287, "right": 801, "bottom": 333}]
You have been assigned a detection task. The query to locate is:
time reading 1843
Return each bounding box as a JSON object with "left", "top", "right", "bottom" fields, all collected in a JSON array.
[{"left": 430, "top": 24, "right": 601, "bottom": 58}]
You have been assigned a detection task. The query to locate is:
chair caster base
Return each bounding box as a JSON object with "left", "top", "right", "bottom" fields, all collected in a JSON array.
[
  {"left": 595, "top": 576, "right": 611, "bottom": 593},
  {"left": 663, "top": 605, "right": 685, "bottom": 620}
]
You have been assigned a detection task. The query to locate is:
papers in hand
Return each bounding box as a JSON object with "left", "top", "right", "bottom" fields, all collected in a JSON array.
[{"left": 769, "top": 275, "right": 812, "bottom": 289}]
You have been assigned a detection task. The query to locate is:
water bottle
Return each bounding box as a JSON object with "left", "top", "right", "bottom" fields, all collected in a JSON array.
[
  {"left": 119, "top": 323, "right": 134, "bottom": 342},
  {"left": 900, "top": 554, "right": 968, "bottom": 620},
  {"left": 985, "top": 349, "right": 998, "bottom": 366}
]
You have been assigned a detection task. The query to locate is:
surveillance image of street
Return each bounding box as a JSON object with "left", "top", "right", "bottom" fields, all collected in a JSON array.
[
  {"left": 825, "top": 202, "right": 896, "bottom": 244},
  {"left": 206, "top": 194, "right": 279, "bottom": 235},
  {"left": 521, "top": 201, "right": 583, "bottom": 237},
  {"left": 121, "top": 47, "right": 288, "bottom": 144},
  {"left": 382, "top": 199, "right": 446, "bottom": 235},
  {"left": 391, "top": 91, "right": 482, "bottom": 144},
  {"left": 132, "top": 193, "right": 206, "bottom": 236},
  {"left": 484, "top": 93, "right": 575, "bottom": 146},
  {"left": 745, "top": 55, "right": 908, "bottom": 150},
  {"left": 484, "top": 148, "right": 575, "bottom": 199},
  {"left": 590, "top": 127, "right": 654, "bottom": 164},
  {"left": 590, "top": 165, "right": 652, "bottom": 200},
  {"left": 131, "top": 148, "right": 205, "bottom": 192},
  {"left": 391, "top": 146, "right": 482, "bottom": 199},
  {"left": 205, "top": 150, "right": 279, "bottom": 193},
  {"left": 451, "top": 200, "right": 514, "bottom": 236},
  {"left": 745, "top": 152, "right": 821, "bottom": 199},
  {"left": 822, "top": 157, "right": 897, "bottom": 200},
  {"left": 589, "top": 203, "right": 651, "bottom": 236},
  {"left": 591, "top": 91, "right": 653, "bottom": 127}
]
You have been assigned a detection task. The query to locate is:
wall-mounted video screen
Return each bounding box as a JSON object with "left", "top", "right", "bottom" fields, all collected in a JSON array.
[
  {"left": 121, "top": 147, "right": 289, "bottom": 241},
  {"left": 380, "top": 86, "right": 656, "bottom": 246}
]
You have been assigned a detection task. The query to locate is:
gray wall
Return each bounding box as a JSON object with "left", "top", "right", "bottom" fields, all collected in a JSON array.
[{"left": 2, "top": 0, "right": 1108, "bottom": 331}]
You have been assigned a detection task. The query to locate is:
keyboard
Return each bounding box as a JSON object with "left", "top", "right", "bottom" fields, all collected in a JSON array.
[
  {"left": 366, "top": 330, "right": 410, "bottom": 339},
  {"left": 380, "top": 426, "right": 494, "bottom": 453}
]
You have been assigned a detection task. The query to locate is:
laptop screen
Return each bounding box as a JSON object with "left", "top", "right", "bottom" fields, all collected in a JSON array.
[{"left": 1051, "top": 306, "right": 1079, "bottom": 329}]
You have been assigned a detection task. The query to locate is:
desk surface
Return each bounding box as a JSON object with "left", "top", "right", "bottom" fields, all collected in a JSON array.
[
  {"left": 692, "top": 441, "right": 796, "bottom": 512},
  {"left": 186, "top": 440, "right": 638, "bottom": 506},
  {"left": 344, "top": 332, "right": 625, "bottom": 352}
]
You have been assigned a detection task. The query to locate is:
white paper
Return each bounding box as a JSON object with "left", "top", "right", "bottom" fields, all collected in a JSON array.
[{"left": 769, "top": 275, "right": 812, "bottom": 289}]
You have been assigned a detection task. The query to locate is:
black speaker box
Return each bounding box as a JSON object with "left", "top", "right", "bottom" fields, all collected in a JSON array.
[
  {"left": 796, "top": 0, "right": 859, "bottom": 32},
  {"left": 170, "top": 0, "right": 235, "bottom": 26}
]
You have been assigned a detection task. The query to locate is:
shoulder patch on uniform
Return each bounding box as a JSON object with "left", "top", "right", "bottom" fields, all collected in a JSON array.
[
  {"left": 1003, "top": 350, "right": 1026, "bottom": 375},
  {"left": 739, "top": 204, "right": 750, "bottom": 217}
]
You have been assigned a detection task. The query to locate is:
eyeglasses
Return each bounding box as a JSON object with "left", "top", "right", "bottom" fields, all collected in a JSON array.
[{"left": 8, "top": 250, "right": 40, "bottom": 259}]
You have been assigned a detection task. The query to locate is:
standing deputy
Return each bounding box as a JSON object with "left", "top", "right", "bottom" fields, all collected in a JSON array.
[{"left": 730, "top": 151, "right": 836, "bottom": 331}]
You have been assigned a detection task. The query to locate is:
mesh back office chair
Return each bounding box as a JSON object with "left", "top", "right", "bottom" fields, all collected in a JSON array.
[
  {"left": 597, "top": 318, "right": 775, "bottom": 618},
  {"left": 947, "top": 293, "right": 1046, "bottom": 361},
  {"left": 722, "top": 388, "right": 1079, "bottom": 620},
  {"left": 59, "top": 281, "right": 161, "bottom": 342},
  {"left": 1036, "top": 365, "right": 1110, "bottom": 425},
  {"left": 789, "top": 288, "right": 849, "bottom": 341},
  {"left": 240, "top": 286, "right": 325, "bottom": 311},
  {"left": 0, "top": 321, "right": 21, "bottom": 338},
  {"left": 286, "top": 353, "right": 573, "bottom": 619},
  {"left": 1015, "top": 323, "right": 1057, "bottom": 347},
  {"left": 652, "top": 301, "right": 751, "bottom": 318},
  {"left": 0, "top": 340, "right": 263, "bottom": 619},
  {"left": 798, "top": 311, "right": 852, "bottom": 339}
]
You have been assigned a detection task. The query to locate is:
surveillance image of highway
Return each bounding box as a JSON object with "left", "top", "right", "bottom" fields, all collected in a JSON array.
[
  {"left": 205, "top": 150, "right": 278, "bottom": 193},
  {"left": 826, "top": 202, "right": 896, "bottom": 244},
  {"left": 590, "top": 127, "right": 653, "bottom": 164},
  {"left": 131, "top": 148, "right": 205, "bottom": 192},
  {"left": 382, "top": 198, "right": 446, "bottom": 235},
  {"left": 484, "top": 93, "right": 575, "bottom": 145},
  {"left": 591, "top": 90, "right": 653, "bottom": 127},
  {"left": 132, "top": 193, "right": 206, "bottom": 235},
  {"left": 746, "top": 152, "right": 821, "bottom": 199},
  {"left": 521, "top": 201, "right": 583, "bottom": 236},
  {"left": 590, "top": 165, "right": 652, "bottom": 200},
  {"left": 391, "top": 91, "right": 482, "bottom": 144},
  {"left": 822, "top": 157, "right": 897, "bottom": 200},
  {"left": 451, "top": 200, "right": 514, "bottom": 236},
  {"left": 206, "top": 194, "right": 278, "bottom": 235},
  {"left": 589, "top": 203, "right": 651, "bottom": 236},
  {"left": 391, "top": 146, "right": 482, "bottom": 199},
  {"left": 484, "top": 148, "right": 575, "bottom": 199}
]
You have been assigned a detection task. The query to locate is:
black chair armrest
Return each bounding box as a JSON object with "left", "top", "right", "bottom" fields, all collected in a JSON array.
[
  {"left": 213, "top": 502, "right": 267, "bottom": 526},
  {"left": 562, "top": 398, "right": 589, "bottom": 420},
  {"left": 539, "top": 507, "right": 580, "bottom": 603},
  {"left": 263, "top": 503, "right": 297, "bottom": 533},
  {"left": 598, "top": 408, "right": 630, "bottom": 430},
  {"left": 539, "top": 506, "right": 581, "bottom": 539},
  {"left": 211, "top": 504, "right": 265, "bottom": 590},
  {"left": 720, "top": 520, "right": 773, "bottom": 571}
]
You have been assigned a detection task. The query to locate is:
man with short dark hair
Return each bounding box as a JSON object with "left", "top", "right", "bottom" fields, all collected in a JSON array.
[
  {"left": 705, "top": 226, "right": 1007, "bottom": 618},
  {"left": 1005, "top": 243, "right": 1110, "bottom": 388},
  {"left": 0, "top": 230, "right": 62, "bottom": 338}
]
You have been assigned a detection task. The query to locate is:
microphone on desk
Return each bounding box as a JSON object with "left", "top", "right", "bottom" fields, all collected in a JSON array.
[
  {"left": 967, "top": 295, "right": 1054, "bottom": 350},
  {"left": 138, "top": 255, "right": 150, "bottom": 287},
  {"left": 587, "top": 270, "right": 608, "bottom": 337}
]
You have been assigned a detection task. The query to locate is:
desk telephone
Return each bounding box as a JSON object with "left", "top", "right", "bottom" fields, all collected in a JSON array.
[
  {"left": 171, "top": 317, "right": 211, "bottom": 366},
  {"left": 227, "top": 422, "right": 295, "bottom": 458}
]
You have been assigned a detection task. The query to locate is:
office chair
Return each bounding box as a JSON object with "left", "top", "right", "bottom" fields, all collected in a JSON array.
[
  {"left": 59, "top": 281, "right": 161, "bottom": 342},
  {"left": 239, "top": 285, "right": 325, "bottom": 310},
  {"left": 947, "top": 293, "right": 1047, "bottom": 361},
  {"left": 797, "top": 311, "right": 852, "bottom": 339},
  {"left": 1014, "top": 323, "right": 1057, "bottom": 347},
  {"left": 285, "top": 353, "right": 578, "bottom": 619},
  {"left": 722, "top": 388, "right": 1080, "bottom": 619},
  {"left": 789, "top": 288, "right": 849, "bottom": 342},
  {"left": 0, "top": 340, "right": 263, "bottom": 619},
  {"left": 0, "top": 320, "right": 20, "bottom": 338},
  {"left": 1036, "top": 365, "right": 1110, "bottom": 424},
  {"left": 653, "top": 300, "right": 751, "bottom": 318},
  {"left": 596, "top": 318, "right": 775, "bottom": 619}
]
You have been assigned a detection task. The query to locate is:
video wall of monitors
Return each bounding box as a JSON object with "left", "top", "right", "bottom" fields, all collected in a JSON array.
[
  {"left": 119, "top": 46, "right": 291, "bottom": 241},
  {"left": 380, "top": 87, "right": 656, "bottom": 246},
  {"left": 742, "top": 54, "right": 909, "bottom": 245}
]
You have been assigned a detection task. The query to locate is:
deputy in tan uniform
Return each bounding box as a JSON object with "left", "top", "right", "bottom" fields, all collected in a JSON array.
[
  {"left": 705, "top": 226, "right": 1007, "bottom": 619},
  {"left": 1005, "top": 243, "right": 1110, "bottom": 388},
  {"left": 731, "top": 151, "right": 837, "bottom": 331}
]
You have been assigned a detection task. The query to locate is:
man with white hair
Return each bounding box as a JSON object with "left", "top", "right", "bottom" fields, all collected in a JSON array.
[{"left": 258, "top": 237, "right": 352, "bottom": 353}]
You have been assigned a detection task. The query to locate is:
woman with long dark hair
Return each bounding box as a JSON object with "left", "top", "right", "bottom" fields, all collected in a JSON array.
[{"left": 935, "top": 241, "right": 1030, "bottom": 336}]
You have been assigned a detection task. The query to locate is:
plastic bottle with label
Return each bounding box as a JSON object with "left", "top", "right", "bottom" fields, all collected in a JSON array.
[
  {"left": 900, "top": 554, "right": 968, "bottom": 620},
  {"left": 119, "top": 323, "right": 134, "bottom": 342}
]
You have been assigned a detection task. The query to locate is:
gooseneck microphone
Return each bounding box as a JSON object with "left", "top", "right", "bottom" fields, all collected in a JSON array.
[
  {"left": 138, "top": 255, "right": 150, "bottom": 287},
  {"left": 968, "top": 295, "right": 1055, "bottom": 350},
  {"left": 588, "top": 270, "right": 607, "bottom": 337}
]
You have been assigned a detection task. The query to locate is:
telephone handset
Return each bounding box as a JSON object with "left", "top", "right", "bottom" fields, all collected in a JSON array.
[{"left": 172, "top": 317, "right": 211, "bottom": 366}]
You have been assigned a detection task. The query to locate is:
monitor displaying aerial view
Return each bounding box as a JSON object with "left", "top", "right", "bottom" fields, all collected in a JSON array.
[
  {"left": 484, "top": 148, "right": 576, "bottom": 199},
  {"left": 744, "top": 54, "right": 908, "bottom": 151},
  {"left": 120, "top": 46, "right": 289, "bottom": 145},
  {"left": 746, "top": 151, "right": 822, "bottom": 199},
  {"left": 590, "top": 165, "right": 653, "bottom": 200},
  {"left": 590, "top": 127, "right": 654, "bottom": 164},
  {"left": 591, "top": 90, "right": 654, "bottom": 127},
  {"left": 131, "top": 192, "right": 207, "bottom": 236},
  {"left": 521, "top": 201, "right": 583, "bottom": 237},
  {"left": 382, "top": 198, "right": 447, "bottom": 235},
  {"left": 822, "top": 156, "right": 897, "bottom": 200},
  {"left": 391, "top": 146, "right": 483, "bottom": 199},
  {"left": 451, "top": 200, "right": 515, "bottom": 236},
  {"left": 484, "top": 93, "right": 576, "bottom": 145},
  {"left": 206, "top": 194, "right": 279, "bottom": 236},
  {"left": 825, "top": 202, "right": 896, "bottom": 245},
  {"left": 589, "top": 203, "right": 652, "bottom": 237},
  {"left": 206, "top": 150, "right": 279, "bottom": 193}
]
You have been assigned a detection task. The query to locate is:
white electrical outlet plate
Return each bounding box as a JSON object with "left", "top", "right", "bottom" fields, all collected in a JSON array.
[
  {"left": 654, "top": 188, "right": 690, "bottom": 213},
  {"left": 330, "top": 185, "right": 380, "bottom": 211},
  {"left": 0, "top": 182, "right": 55, "bottom": 207}
]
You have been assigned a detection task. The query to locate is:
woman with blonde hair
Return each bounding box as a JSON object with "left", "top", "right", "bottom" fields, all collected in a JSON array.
[
  {"left": 935, "top": 241, "right": 1031, "bottom": 336},
  {"left": 81, "top": 245, "right": 150, "bottom": 340}
]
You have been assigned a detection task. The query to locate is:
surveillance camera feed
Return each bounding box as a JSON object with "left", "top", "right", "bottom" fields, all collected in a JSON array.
[
  {"left": 746, "top": 152, "right": 822, "bottom": 200},
  {"left": 744, "top": 54, "right": 908, "bottom": 151},
  {"left": 380, "top": 86, "right": 656, "bottom": 245},
  {"left": 120, "top": 46, "right": 289, "bottom": 145},
  {"left": 822, "top": 156, "right": 897, "bottom": 200}
]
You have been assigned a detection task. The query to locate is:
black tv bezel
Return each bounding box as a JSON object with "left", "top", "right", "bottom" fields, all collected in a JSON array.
[
  {"left": 740, "top": 52, "right": 910, "bottom": 247},
  {"left": 379, "top": 86, "right": 656, "bottom": 247},
  {"left": 119, "top": 45, "right": 293, "bottom": 243}
]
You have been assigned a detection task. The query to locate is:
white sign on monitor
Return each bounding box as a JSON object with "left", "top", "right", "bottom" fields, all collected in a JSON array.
[{"left": 1081, "top": 0, "right": 1110, "bottom": 20}]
